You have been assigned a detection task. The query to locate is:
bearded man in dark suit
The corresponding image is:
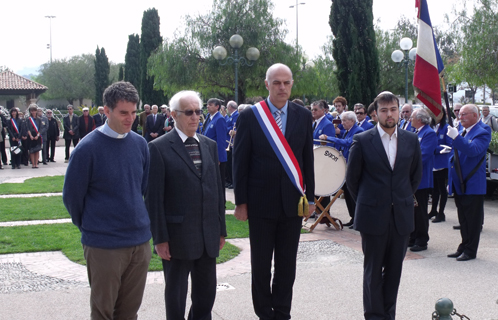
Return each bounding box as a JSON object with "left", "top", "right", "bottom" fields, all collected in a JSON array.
[
  {"left": 346, "top": 92, "right": 422, "bottom": 320},
  {"left": 233, "top": 63, "right": 315, "bottom": 320}
]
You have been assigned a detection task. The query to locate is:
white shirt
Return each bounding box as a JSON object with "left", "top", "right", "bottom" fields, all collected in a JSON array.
[
  {"left": 209, "top": 111, "right": 219, "bottom": 121},
  {"left": 176, "top": 127, "right": 200, "bottom": 143},
  {"left": 313, "top": 115, "right": 326, "bottom": 129},
  {"left": 377, "top": 124, "right": 398, "bottom": 170}
]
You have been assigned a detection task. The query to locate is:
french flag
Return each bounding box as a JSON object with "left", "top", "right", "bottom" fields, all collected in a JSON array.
[{"left": 413, "top": 0, "right": 444, "bottom": 122}]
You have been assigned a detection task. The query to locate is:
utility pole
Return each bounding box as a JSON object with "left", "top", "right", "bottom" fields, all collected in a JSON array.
[{"left": 45, "top": 16, "right": 56, "bottom": 63}]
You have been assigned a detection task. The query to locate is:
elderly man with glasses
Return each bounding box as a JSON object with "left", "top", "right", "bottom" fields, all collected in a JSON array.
[
  {"left": 354, "top": 103, "right": 374, "bottom": 131},
  {"left": 45, "top": 109, "right": 60, "bottom": 162}
]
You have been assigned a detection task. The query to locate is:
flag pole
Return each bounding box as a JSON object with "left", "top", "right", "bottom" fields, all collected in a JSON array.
[{"left": 440, "top": 74, "right": 453, "bottom": 127}]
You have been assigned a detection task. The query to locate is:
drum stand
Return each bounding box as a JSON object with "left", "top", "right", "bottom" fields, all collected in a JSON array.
[{"left": 304, "top": 190, "right": 344, "bottom": 232}]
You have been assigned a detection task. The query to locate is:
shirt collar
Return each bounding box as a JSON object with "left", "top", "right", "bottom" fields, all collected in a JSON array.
[
  {"left": 210, "top": 111, "right": 219, "bottom": 120},
  {"left": 377, "top": 123, "right": 398, "bottom": 138},
  {"left": 98, "top": 121, "right": 128, "bottom": 139},
  {"left": 176, "top": 127, "right": 199, "bottom": 143},
  {"left": 465, "top": 122, "right": 478, "bottom": 134},
  {"left": 315, "top": 115, "right": 326, "bottom": 125},
  {"left": 267, "top": 99, "right": 288, "bottom": 115}
]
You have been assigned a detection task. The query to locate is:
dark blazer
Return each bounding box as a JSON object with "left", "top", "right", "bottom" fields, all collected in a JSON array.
[
  {"left": 347, "top": 127, "right": 422, "bottom": 236},
  {"left": 145, "top": 113, "right": 165, "bottom": 142},
  {"left": 47, "top": 118, "right": 60, "bottom": 139},
  {"left": 145, "top": 128, "right": 227, "bottom": 260},
  {"left": 78, "top": 115, "right": 95, "bottom": 139},
  {"left": 233, "top": 100, "right": 315, "bottom": 219},
  {"left": 93, "top": 113, "right": 107, "bottom": 127},
  {"left": 63, "top": 114, "right": 79, "bottom": 140},
  {"left": 7, "top": 117, "right": 22, "bottom": 141}
]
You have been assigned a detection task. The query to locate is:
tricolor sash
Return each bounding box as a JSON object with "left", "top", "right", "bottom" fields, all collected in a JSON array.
[
  {"left": 29, "top": 117, "right": 42, "bottom": 144},
  {"left": 251, "top": 101, "right": 308, "bottom": 216},
  {"left": 11, "top": 118, "right": 20, "bottom": 134}
]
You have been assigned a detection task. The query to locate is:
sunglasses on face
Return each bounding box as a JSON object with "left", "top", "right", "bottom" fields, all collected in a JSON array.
[
  {"left": 355, "top": 112, "right": 365, "bottom": 115},
  {"left": 176, "top": 109, "right": 202, "bottom": 116}
]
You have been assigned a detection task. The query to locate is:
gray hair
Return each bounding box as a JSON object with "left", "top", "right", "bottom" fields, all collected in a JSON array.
[
  {"left": 414, "top": 108, "right": 432, "bottom": 125},
  {"left": 227, "top": 100, "right": 238, "bottom": 110},
  {"left": 265, "top": 63, "right": 293, "bottom": 82},
  {"left": 402, "top": 103, "right": 413, "bottom": 111},
  {"left": 169, "top": 90, "right": 203, "bottom": 112},
  {"left": 98, "top": 106, "right": 104, "bottom": 111},
  {"left": 340, "top": 111, "right": 357, "bottom": 123},
  {"left": 463, "top": 104, "right": 479, "bottom": 115},
  {"left": 151, "top": 105, "right": 158, "bottom": 110}
]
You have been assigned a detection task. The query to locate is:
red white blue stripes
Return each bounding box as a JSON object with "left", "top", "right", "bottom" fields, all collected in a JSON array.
[
  {"left": 251, "top": 101, "right": 305, "bottom": 196},
  {"left": 414, "top": 0, "right": 444, "bottom": 122}
]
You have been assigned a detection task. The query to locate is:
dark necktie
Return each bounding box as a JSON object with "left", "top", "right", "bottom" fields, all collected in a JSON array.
[
  {"left": 153, "top": 115, "right": 156, "bottom": 125},
  {"left": 185, "top": 137, "right": 202, "bottom": 176},
  {"left": 312, "top": 121, "right": 317, "bottom": 131},
  {"left": 461, "top": 130, "right": 467, "bottom": 137}
]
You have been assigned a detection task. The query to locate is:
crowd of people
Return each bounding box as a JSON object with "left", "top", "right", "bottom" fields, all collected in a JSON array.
[{"left": 1, "top": 62, "right": 494, "bottom": 320}]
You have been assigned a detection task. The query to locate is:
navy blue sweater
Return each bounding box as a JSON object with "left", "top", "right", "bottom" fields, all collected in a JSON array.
[{"left": 63, "top": 129, "right": 151, "bottom": 249}]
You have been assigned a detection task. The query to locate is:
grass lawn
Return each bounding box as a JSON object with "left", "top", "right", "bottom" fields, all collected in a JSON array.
[
  {"left": 0, "top": 176, "right": 65, "bottom": 195},
  {"left": 0, "top": 215, "right": 249, "bottom": 271},
  {"left": 0, "top": 196, "right": 235, "bottom": 222},
  {"left": 0, "top": 196, "right": 69, "bottom": 222}
]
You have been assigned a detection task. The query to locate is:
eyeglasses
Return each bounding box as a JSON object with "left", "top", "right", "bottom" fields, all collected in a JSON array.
[
  {"left": 454, "top": 109, "right": 460, "bottom": 113},
  {"left": 176, "top": 109, "right": 202, "bottom": 116},
  {"left": 401, "top": 111, "right": 411, "bottom": 114},
  {"left": 459, "top": 112, "right": 471, "bottom": 117},
  {"left": 355, "top": 112, "right": 365, "bottom": 115},
  {"left": 311, "top": 108, "right": 320, "bottom": 112}
]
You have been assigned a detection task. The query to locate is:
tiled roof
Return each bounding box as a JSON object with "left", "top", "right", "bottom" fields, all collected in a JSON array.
[{"left": 0, "top": 70, "right": 48, "bottom": 91}]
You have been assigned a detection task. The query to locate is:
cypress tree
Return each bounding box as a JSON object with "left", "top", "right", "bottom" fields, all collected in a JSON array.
[
  {"left": 330, "top": 0, "right": 379, "bottom": 105},
  {"left": 94, "top": 47, "right": 110, "bottom": 106},
  {"left": 118, "top": 64, "right": 124, "bottom": 81},
  {"left": 140, "top": 8, "right": 164, "bottom": 105},
  {"left": 125, "top": 34, "right": 141, "bottom": 91}
]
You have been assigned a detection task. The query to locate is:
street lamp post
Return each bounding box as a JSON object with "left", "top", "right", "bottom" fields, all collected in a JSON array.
[
  {"left": 45, "top": 16, "right": 56, "bottom": 63},
  {"left": 213, "top": 34, "right": 260, "bottom": 104},
  {"left": 391, "top": 37, "right": 417, "bottom": 104},
  {"left": 289, "top": 1, "right": 305, "bottom": 52}
]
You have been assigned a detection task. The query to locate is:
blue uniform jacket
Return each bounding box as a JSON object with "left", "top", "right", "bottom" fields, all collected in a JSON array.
[
  {"left": 434, "top": 123, "right": 453, "bottom": 170},
  {"left": 359, "top": 120, "right": 374, "bottom": 131},
  {"left": 448, "top": 123, "right": 491, "bottom": 195},
  {"left": 417, "top": 125, "right": 437, "bottom": 189},
  {"left": 400, "top": 119, "right": 416, "bottom": 133},
  {"left": 325, "top": 123, "right": 364, "bottom": 162},
  {"left": 313, "top": 117, "right": 336, "bottom": 147},
  {"left": 203, "top": 112, "right": 228, "bottom": 162}
]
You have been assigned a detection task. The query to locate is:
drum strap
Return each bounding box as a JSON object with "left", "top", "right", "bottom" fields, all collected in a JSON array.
[{"left": 251, "top": 101, "right": 308, "bottom": 216}]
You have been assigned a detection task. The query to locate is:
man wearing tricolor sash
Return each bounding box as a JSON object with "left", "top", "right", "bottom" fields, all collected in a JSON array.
[{"left": 233, "top": 63, "right": 315, "bottom": 320}]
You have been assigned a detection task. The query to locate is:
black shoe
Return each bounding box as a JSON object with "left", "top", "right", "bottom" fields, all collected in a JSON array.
[
  {"left": 453, "top": 225, "right": 461, "bottom": 230},
  {"left": 428, "top": 211, "right": 437, "bottom": 219},
  {"left": 17, "top": 166, "right": 21, "bottom": 169},
  {"left": 432, "top": 216, "right": 446, "bottom": 223},
  {"left": 410, "top": 245, "right": 427, "bottom": 252},
  {"left": 348, "top": 225, "right": 354, "bottom": 229},
  {"left": 407, "top": 242, "right": 415, "bottom": 248},
  {"left": 447, "top": 251, "right": 462, "bottom": 258},
  {"left": 343, "top": 219, "right": 354, "bottom": 227},
  {"left": 43, "top": 162, "right": 48, "bottom": 165},
  {"left": 228, "top": 184, "right": 234, "bottom": 189},
  {"left": 456, "top": 253, "right": 474, "bottom": 261},
  {"left": 50, "top": 159, "right": 56, "bottom": 162}
]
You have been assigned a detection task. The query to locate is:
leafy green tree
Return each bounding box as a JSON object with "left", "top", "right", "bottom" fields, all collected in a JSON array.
[
  {"left": 140, "top": 8, "right": 164, "bottom": 105},
  {"left": 330, "top": 0, "right": 379, "bottom": 105},
  {"left": 446, "top": 0, "right": 498, "bottom": 103},
  {"left": 148, "top": 0, "right": 301, "bottom": 103},
  {"left": 125, "top": 34, "right": 141, "bottom": 91},
  {"left": 35, "top": 54, "right": 95, "bottom": 105},
  {"left": 94, "top": 47, "right": 110, "bottom": 106},
  {"left": 118, "top": 64, "right": 124, "bottom": 81},
  {"left": 375, "top": 17, "right": 418, "bottom": 99}
]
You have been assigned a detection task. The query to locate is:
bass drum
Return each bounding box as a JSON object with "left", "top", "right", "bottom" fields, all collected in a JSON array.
[{"left": 313, "top": 146, "right": 346, "bottom": 197}]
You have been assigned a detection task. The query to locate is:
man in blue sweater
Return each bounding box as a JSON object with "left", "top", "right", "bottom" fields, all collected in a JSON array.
[{"left": 63, "top": 81, "right": 151, "bottom": 320}]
